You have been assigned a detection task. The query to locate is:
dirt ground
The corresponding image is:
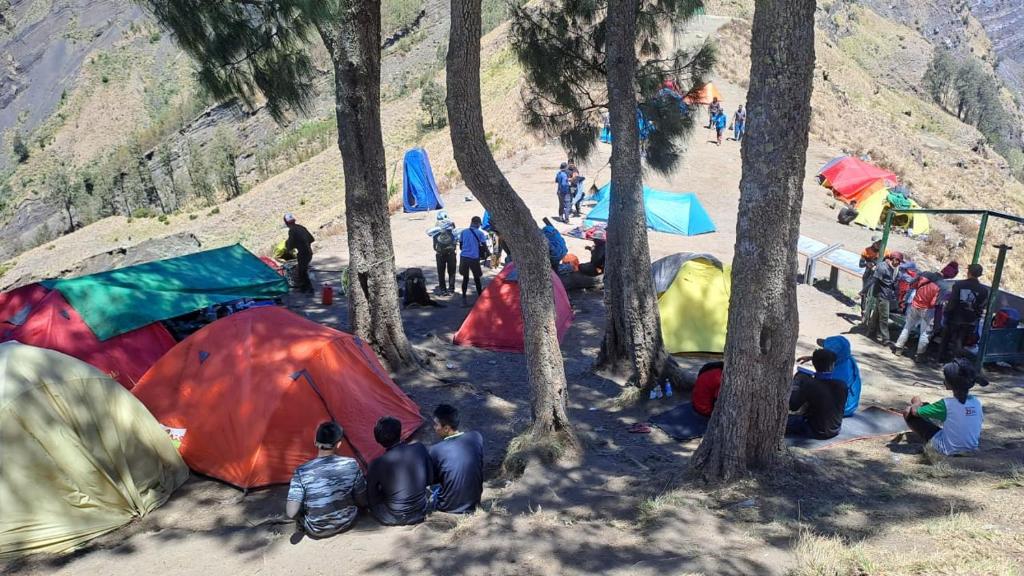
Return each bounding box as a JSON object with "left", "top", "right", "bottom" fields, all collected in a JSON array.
[{"left": 6, "top": 61, "right": 1024, "bottom": 576}]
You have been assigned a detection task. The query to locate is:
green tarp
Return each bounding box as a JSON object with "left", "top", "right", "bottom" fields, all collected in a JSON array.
[{"left": 42, "top": 244, "right": 288, "bottom": 341}]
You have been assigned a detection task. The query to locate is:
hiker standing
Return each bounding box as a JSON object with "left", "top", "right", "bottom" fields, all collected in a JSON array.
[
  {"left": 893, "top": 272, "right": 942, "bottom": 362},
  {"left": 732, "top": 105, "right": 746, "bottom": 141},
  {"left": 458, "top": 216, "right": 488, "bottom": 306},
  {"left": 713, "top": 109, "right": 728, "bottom": 145},
  {"left": 706, "top": 97, "right": 722, "bottom": 129},
  {"left": 284, "top": 213, "right": 315, "bottom": 294},
  {"left": 568, "top": 162, "right": 586, "bottom": 217},
  {"left": 432, "top": 212, "right": 457, "bottom": 295},
  {"left": 555, "top": 163, "right": 571, "bottom": 223},
  {"left": 862, "top": 252, "right": 903, "bottom": 345},
  {"left": 938, "top": 264, "right": 989, "bottom": 361},
  {"left": 858, "top": 236, "right": 884, "bottom": 316}
]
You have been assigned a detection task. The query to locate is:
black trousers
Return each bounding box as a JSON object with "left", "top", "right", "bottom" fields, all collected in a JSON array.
[
  {"left": 460, "top": 257, "right": 483, "bottom": 295},
  {"left": 436, "top": 251, "right": 456, "bottom": 290},
  {"left": 939, "top": 322, "right": 974, "bottom": 361},
  {"left": 905, "top": 413, "right": 940, "bottom": 442},
  {"left": 295, "top": 252, "right": 313, "bottom": 292}
]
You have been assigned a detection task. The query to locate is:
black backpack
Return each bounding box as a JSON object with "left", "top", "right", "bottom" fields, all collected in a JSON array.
[
  {"left": 434, "top": 228, "right": 455, "bottom": 253},
  {"left": 402, "top": 268, "right": 434, "bottom": 307}
]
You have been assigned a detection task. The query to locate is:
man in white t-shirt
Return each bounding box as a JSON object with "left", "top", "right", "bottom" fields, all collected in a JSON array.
[{"left": 903, "top": 359, "right": 986, "bottom": 456}]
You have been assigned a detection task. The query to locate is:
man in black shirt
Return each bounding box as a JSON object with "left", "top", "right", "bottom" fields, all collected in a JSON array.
[
  {"left": 428, "top": 404, "right": 484, "bottom": 514},
  {"left": 787, "top": 349, "right": 847, "bottom": 439},
  {"left": 837, "top": 200, "right": 859, "bottom": 225},
  {"left": 366, "top": 417, "right": 432, "bottom": 526},
  {"left": 284, "top": 213, "right": 315, "bottom": 294},
  {"left": 939, "top": 264, "right": 990, "bottom": 361},
  {"left": 862, "top": 251, "right": 902, "bottom": 344}
]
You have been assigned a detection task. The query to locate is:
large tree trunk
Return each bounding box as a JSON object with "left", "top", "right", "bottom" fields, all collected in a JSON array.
[
  {"left": 595, "top": 0, "right": 684, "bottom": 396},
  {"left": 317, "top": 4, "right": 417, "bottom": 373},
  {"left": 447, "top": 0, "right": 575, "bottom": 447},
  {"left": 690, "top": 0, "right": 816, "bottom": 482}
]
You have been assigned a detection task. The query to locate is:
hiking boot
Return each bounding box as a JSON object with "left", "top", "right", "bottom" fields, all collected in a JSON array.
[{"left": 891, "top": 346, "right": 904, "bottom": 356}]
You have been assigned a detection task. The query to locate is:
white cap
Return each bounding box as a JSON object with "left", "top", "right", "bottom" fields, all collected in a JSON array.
[
  {"left": 284, "top": 213, "right": 296, "bottom": 223},
  {"left": 436, "top": 210, "right": 449, "bottom": 221}
]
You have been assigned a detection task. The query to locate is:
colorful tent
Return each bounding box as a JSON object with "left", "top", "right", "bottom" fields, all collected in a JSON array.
[
  {"left": 43, "top": 244, "right": 288, "bottom": 341},
  {"left": 0, "top": 342, "right": 187, "bottom": 559},
  {"left": 818, "top": 156, "right": 898, "bottom": 203},
  {"left": 653, "top": 253, "right": 731, "bottom": 354},
  {"left": 683, "top": 83, "right": 723, "bottom": 105},
  {"left": 853, "top": 189, "right": 931, "bottom": 234},
  {"left": 402, "top": 148, "right": 444, "bottom": 213},
  {"left": 132, "top": 307, "right": 422, "bottom": 488},
  {"left": 0, "top": 283, "right": 48, "bottom": 327},
  {"left": 1, "top": 290, "right": 176, "bottom": 389},
  {"left": 586, "top": 184, "right": 716, "bottom": 236},
  {"left": 453, "top": 264, "right": 573, "bottom": 353}
]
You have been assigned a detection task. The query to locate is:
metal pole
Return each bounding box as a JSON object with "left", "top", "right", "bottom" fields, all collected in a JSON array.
[
  {"left": 972, "top": 212, "right": 989, "bottom": 266},
  {"left": 878, "top": 211, "right": 894, "bottom": 258},
  {"left": 977, "top": 243, "right": 1012, "bottom": 371}
]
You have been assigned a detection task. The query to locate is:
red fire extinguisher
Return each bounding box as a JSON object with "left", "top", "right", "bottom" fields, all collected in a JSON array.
[{"left": 321, "top": 283, "right": 334, "bottom": 306}]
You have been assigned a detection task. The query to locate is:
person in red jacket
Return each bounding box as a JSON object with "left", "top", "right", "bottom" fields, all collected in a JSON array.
[
  {"left": 894, "top": 273, "right": 942, "bottom": 362},
  {"left": 691, "top": 361, "right": 724, "bottom": 417}
]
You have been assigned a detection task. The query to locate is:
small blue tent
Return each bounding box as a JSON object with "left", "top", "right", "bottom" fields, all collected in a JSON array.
[
  {"left": 402, "top": 148, "right": 444, "bottom": 212},
  {"left": 585, "top": 184, "right": 716, "bottom": 236}
]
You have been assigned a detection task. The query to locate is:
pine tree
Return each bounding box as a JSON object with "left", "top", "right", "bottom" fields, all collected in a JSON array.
[
  {"left": 141, "top": 0, "right": 417, "bottom": 370},
  {"left": 511, "top": 0, "right": 714, "bottom": 394}
]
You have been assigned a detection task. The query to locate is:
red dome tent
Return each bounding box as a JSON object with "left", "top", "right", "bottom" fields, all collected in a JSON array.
[
  {"left": 818, "top": 156, "right": 898, "bottom": 204},
  {"left": 453, "top": 264, "right": 574, "bottom": 353},
  {"left": 132, "top": 307, "right": 422, "bottom": 489},
  {"left": 0, "top": 284, "right": 48, "bottom": 327},
  {"left": 1, "top": 290, "right": 176, "bottom": 389}
]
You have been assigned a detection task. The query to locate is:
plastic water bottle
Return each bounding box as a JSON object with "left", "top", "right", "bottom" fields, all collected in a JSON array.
[{"left": 664, "top": 381, "right": 673, "bottom": 398}]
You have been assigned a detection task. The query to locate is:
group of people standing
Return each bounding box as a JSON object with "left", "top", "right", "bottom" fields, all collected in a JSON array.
[
  {"left": 857, "top": 236, "right": 990, "bottom": 365},
  {"left": 554, "top": 161, "right": 586, "bottom": 223},
  {"left": 431, "top": 212, "right": 491, "bottom": 306},
  {"left": 707, "top": 98, "right": 746, "bottom": 146},
  {"left": 286, "top": 404, "right": 484, "bottom": 539}
]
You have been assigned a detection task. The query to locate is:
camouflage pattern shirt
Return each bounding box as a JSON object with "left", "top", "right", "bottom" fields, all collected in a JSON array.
[{"left": 287, "top": 455, "right": 366, "bottom": 537}]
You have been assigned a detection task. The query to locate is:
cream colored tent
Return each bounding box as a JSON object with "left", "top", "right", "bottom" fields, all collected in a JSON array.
[{"left": 0, "top": 342, "right": 188, "bottom": 559}]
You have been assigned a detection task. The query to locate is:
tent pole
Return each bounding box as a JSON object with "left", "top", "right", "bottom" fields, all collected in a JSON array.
[
  {"left": 977, "top": 243, "right": 1012, "bottom": 371},
  {"left": 972, "top": 212, "right": 989, "bottom": 266}
]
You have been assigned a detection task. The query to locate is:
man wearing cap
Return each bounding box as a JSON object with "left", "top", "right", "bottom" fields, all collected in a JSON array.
[
  {"left": 286, "top": 421, "right": 366, "bottom": 538},
  {"left": 939, "top": 263, "right": 990, "bottom": 361},
  {"left": 858, "top": 236, "right": 884, "bottom": 317},
  {"left": 862, "top": 251, "right": 903, "bottom": 345},
  {"left": 284, "top": 213, "right": 315, "bottom": 294}
]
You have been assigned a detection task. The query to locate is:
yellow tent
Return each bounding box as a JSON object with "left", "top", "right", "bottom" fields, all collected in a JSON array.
[
  {"left": 853, "top": 189, "right": 931, "bottom": 234},
  {"left": 0, "top": 343, "right": 188, "bottom": 559},
  {"left": 653, "top": 254, "right": 731, "bottom": 354}
]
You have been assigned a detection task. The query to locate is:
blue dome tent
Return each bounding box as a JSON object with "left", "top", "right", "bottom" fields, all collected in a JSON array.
[
  {"left": 402, "top": 148, "right": 444, "bottom": 213},
  {"left": 585, "top": 184, "right": 716, "bottom": 236}
]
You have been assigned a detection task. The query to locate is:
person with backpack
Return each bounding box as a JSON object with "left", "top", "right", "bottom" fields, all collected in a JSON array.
[
  {"left": 939, "top": 264, "right": 989, "bottom": 361},
  {"left": 862, "top": 251, "right": 903, "bottom": 345},
  {"left": 903, "top": 359, "right": 986, "bottom": 458},
  {"left": 458, "top": 216, "right": 488, "bottom": 306},
  {"left": 568, "top": 162, "right": 586, "bottom": 218},
  {"left": 541, "top": 218, "right": 568, "bottom": 270},
  {"left": 432, "top": 214, "right": 457, "bottom": 295}
]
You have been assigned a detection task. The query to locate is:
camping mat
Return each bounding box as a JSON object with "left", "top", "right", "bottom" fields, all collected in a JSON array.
[
  {"left": 786, "top": 406, "right": 907, "bottom": 450},
  {"left": 650, "top": 402, "right": 710, "bottom": 441},
  {"left": 43, "top": 244, "right": 288, "bottom": 341}
]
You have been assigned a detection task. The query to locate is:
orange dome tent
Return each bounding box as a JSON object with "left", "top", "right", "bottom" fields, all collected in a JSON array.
[
  {"left": 683, "top": 83, "right": 723, "bottom": 105},
  {"left": 132, "top": 307, "right": 422, "bottom": 488}
]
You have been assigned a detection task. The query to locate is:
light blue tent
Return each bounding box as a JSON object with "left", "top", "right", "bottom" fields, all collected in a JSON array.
[
  {"left": 585, "top": 184, "right": 716, "bottom": 236},
  {"left": 402, "top": 148, "right": 444, "bottom": 212}
]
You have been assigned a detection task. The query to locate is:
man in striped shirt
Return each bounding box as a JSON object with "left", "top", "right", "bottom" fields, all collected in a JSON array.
[{"left": 286, "top": 422, "right": 366, "bottom": 538}]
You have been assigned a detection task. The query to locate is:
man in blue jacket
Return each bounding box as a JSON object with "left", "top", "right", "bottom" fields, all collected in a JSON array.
[
  {"left": 458, "top": 216, "right": 488, "bottom": 306},
  {"left": 555, "top": 162, "right": 571, "bottom": 223}
]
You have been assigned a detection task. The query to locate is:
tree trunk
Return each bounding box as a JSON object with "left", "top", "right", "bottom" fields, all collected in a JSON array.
[
  {"left": 317, "top": 3, "right": 417, "bottom": 373},
  {"left": 690, "top": 0, "right": 816, "bottom": 482},
  {"left": 447, "top": 0, "right": 576, "bottom": 446},
  {"left": 595, "top": 0, "right": 685, "bottom": 396}
]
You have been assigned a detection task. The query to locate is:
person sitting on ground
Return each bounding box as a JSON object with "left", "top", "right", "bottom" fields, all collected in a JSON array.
[
  {"left": 428, "top": 404, "right": 484, "bottom": 514},
  {"left": 691, "top": 361, "right": 724, "bottom": 418},
  {"left": 939, "top": 263, "right": 989, "bottom": 361},
  {"left": 541, "top": 218, "right": 568, "bottom": 270},
  {"left": 366, "top": 416, "right": 432, "bottom": 526},
  {"left": 286, "top": 421, "right": 366, "bottom": 538},
  {"left": 893, "top": 272, "right": 942, "bottom": 362},
  {"left": 458, "top": 216, "right": 488, "bottom": 306},
  {"left": 284, "top": 213, "right": 316, "bottom": 294},
  {"left": 787, "top": 349, "right": 847, "bottom": 440},
  {"left": 578, "top": 232, "right": 606, "bottom": 277},
  {"left": 810, "top": 336, "right": 862, "bottom": 417},
  {"left": 837, "top": 200, "right": 859, "bottom": 225},
  {"left": 862, "top": 251, "right": 903, "bottom": 345},
  {"left": 903, "top": 358, "right": 986, "bottom": 458}
]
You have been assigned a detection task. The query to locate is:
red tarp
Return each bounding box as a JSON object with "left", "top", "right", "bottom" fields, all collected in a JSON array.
[
  {"left": 1, "top": 290, "right": 176, "bottom": 389},
  {"left": 0, "top": 284, "right": 49, "bottom": 327},
  {"left": 132, "top": 307, "right": 422, "bottom": 489},
  {"left": 818, "top": 156, "right": 898, "bottom": 203},
  {"left": 453, "top": 264, "right": 574, "bottom": 353}
]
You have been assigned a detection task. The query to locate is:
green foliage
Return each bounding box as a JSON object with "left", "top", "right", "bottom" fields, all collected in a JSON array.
[
  {"left": 481, "top": 0, "right": 509, "bottom": 35},
  {"left": 509, "top": 0, "right": 715, "bottom": 172},
  {"left": 131, "top": 207, "right": 157, "bottom": 218},
  {"left": 12, "top": 132, "right": 30, "bottom": 164},
  {"left": 186, "top": 139, "right": 215, "bottom": 203},
  {"left": 382, "top": 0, "right": 424, "bottom": 35},
  {"left": 256, "top": 117, "right": 336, "bottom": 178},
  {"left": 420, "top": 79, "right": 448, "bottom": 128},
  {"left": 211, "top": 127, "right": 242, "bottom": 199}
]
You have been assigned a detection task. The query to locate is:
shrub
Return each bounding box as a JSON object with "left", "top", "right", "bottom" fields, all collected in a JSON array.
[{"left": 420, "top": 79, "right": 447, "bottom": 128}]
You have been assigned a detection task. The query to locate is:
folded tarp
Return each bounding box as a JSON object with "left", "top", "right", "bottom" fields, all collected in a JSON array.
[
  {"left": 650, "top": 402, "right": 709, "bottom": 441},
  {"left": 785, "top": 406, "right": 908, "bottom": 450},
  {"left": 42, "top": 244, "right": 288, "bottom": 340}
]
